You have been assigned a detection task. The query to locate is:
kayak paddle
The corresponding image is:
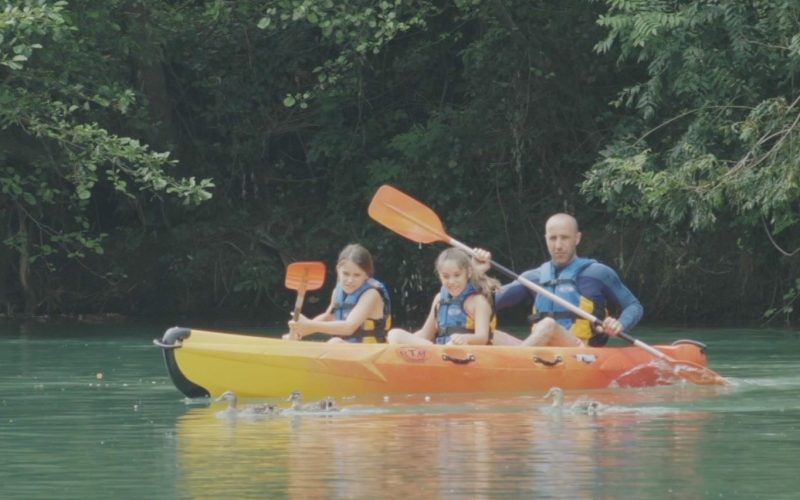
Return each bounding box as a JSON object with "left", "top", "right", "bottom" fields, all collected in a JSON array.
[
  {"left": 367, "top": 184, "right": 728, "bottom": 386},
  {"left": 285, "top": 261, "right": 327, "bottom": 322}
]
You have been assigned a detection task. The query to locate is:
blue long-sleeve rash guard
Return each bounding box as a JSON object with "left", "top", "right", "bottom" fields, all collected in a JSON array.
[{"left": 494, "top": 261, "right": 644, "bottom": 332}]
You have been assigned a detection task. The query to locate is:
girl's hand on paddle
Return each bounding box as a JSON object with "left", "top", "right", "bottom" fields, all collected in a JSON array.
[
  {"left": 288, "top": 313, "right": 313, "bottom": 338},
  {"left": 601, "top": 317, "right": 623, "bottom": 337},
  {"left": 471, "top": 248, "right": 491, "bottom": 274}
]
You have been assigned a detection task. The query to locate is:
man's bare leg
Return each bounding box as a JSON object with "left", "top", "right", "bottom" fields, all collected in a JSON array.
[
  {"left": 522, "top": 317, "right": 583, "bottom": 347},
  {"left": 387, "top": 329, "right": 434, "bottom": 345},
  {"left": 492, "top": 330, "right": 523, "bottom": 346}
]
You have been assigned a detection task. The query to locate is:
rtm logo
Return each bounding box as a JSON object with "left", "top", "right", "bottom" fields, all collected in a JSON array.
[{"left": 398, "top": 347, "right": 429, "bottom": 363}]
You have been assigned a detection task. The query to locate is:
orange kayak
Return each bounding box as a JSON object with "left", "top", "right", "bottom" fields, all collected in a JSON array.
[{"left": 154, "top": 327, "right": 713, "bottom": 399}]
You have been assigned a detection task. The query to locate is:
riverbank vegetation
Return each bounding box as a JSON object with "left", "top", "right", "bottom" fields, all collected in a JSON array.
[{"left": 1, "top": 0, "right": 798, "bottom": 325}]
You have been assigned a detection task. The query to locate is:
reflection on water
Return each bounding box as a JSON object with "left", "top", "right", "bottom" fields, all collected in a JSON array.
[
  {"left": 175, "top": 389, "right": 721, "bottom": 498},
  {"left": 1, "top": 323, "right": 800, "bottom": 498}
]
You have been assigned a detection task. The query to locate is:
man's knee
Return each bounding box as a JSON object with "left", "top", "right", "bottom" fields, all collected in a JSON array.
[
  {"left": 387, "top": 329, "right": 404, "bottom": 344},
  {"left": 531, "top": 317, "right": 558, "bottom": 333}
]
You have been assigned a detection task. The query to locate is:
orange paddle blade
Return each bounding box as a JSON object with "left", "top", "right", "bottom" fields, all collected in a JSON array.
[
  {"left": 368, "top": 185, "right": 449, "bottom": 244},
  {"left": 284, "top": 261, "right": 326, "bottom": 291}
]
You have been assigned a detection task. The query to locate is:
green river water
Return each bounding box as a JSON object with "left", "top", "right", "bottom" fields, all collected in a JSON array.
[{"left": 1, "top": 322, "right": 799, "bottom": 499}]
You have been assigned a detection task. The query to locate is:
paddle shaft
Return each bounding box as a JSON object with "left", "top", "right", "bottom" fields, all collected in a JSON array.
[
  {"left": 447, "top": 239, "right": 602, "bottom": 324},
  {"left": 370, "top": 184, "right": 726, "bottom": 384},
  {"left": 451, "top": 239, "right": 677, "bottom": 360},
  {"left": 374, "top": 186, "right": 611, "bottom": 333},
  {"left": 379, "top": 196, "right": 665, "bottom": 356},
  {"left": 292, "top": 289, "right": 307, "bottom": 322},
  {"left": 617, "top": 331, "right": 672, "bottom": 361},
  {"left": 292, "top": 269, "right": 309, "bottom": 322}
]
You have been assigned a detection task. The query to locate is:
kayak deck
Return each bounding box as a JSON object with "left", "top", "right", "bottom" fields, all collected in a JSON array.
[{"left": 155, "top": 327, "right": 712, "bottom": 399}]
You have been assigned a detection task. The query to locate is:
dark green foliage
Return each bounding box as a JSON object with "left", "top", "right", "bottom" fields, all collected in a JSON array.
[
  {"left": 0, "top": 0, "right": 797, "bottom": 325},
  {"left": 0, "top": 0, "right": 212, "bottom": 315},
  {"left": 583, "top": 0, "right": 800, "bottom": 324}
]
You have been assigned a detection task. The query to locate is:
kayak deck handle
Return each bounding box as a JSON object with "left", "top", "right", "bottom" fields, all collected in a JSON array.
[
  {"left": 533, "top": 355, "right": 563, "bottom": 367},
  {"left": 153, "top": 338, "right": 182, "bottom": 349},
  {"left": 442, "top": 353, "right": 476, "bottom": 365},
  {"left": 671, "top": 338, "right": 707, "bottom": 354}
]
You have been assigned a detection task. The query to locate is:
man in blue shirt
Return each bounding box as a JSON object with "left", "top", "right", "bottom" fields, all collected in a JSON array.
[{"left": 474, "top": 213, "right": 643, "bottom": 347}]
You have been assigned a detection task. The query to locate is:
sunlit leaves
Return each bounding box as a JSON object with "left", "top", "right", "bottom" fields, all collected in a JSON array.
[
  {"left": 0, "top": 0, "right": 68, "bottom": 70},
  {"left": 587, "top": 1, "right": 800, "bottom": 232}
]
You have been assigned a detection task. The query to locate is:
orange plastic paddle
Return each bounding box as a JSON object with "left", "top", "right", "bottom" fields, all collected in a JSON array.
[
  {"left": 368, "top": 184, "right": 728, "bottom": 386},
  {"left": 285, "top": 261, "right": 327, "bottom": 321}
]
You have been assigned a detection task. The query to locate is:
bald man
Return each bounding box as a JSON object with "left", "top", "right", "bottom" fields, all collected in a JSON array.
[{"left": 474, "top": 213, "right": 643, "bottom": 347}]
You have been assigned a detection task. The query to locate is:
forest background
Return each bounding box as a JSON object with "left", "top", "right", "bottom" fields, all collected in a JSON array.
[{"left": 2, "top": 0, "right": 798, "bottom": 327}]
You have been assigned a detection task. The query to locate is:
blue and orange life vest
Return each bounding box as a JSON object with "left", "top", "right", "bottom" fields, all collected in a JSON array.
[
  {"left": 332, "top": 278, "right": 392, "bottom": 343},
  {"left": 532, "top": 258, "right": 602, "bottom": 343},
  {"left": 435, "top": 283, "right": 494, "bottom": 345}
]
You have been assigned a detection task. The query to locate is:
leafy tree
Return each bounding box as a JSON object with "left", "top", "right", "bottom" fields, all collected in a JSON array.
[
  {"left": 0, "top": 0, "right": 212, "bottom": 315},
  {"left": 248, "top": 0, "right": 603, "bottom": 303},
  {"left": 582, "top": 0, "right": 800, "bottom": 323},
  {"left": 3, "top": 0, "right": 794, "bottom": 325}
]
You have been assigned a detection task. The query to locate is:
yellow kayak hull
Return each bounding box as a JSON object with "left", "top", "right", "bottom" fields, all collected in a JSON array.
[{"left": 155, "top": 327, "right": 712, "bottom": 399}]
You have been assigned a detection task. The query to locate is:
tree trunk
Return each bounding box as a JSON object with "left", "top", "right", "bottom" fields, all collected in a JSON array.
[
  {"left": 125, "top": 1, "right": 178, "bottom": 150},
  {"left": 16, "top": 206, "right": 35, "bottom": 315}
]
